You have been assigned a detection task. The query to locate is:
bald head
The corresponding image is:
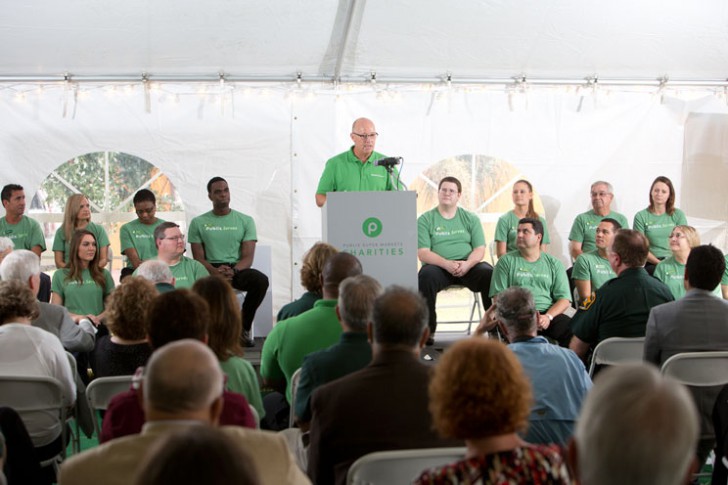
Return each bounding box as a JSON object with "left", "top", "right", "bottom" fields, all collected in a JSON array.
[
  {"left": 321, "top": 253, "right": 363, "bottom": 299},
  {"left": 143, "top": 339, "right": 224, "bottom": 420}
]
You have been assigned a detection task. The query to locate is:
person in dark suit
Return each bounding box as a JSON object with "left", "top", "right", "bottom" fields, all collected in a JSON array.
[
  {"left": 307, "top": 286, "right": 460, "bottom": 485},
  {"left": 644, "top": 244, "right": 728, "bottom": 467}
]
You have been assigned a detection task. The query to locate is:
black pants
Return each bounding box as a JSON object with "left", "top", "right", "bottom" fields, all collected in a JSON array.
[
  {"left": 418, "top": 262, "right": 493, "bottom": 334},
  {"left": 539, "top": 313, "right": 572, "bottom": 348},
  {"left": 212, "top": 264, "right": 269, "bottom": 331}
]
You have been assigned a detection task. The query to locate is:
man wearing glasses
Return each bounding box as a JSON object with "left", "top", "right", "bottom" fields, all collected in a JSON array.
[
  {"left": 315, "top": 117, "right": 401, "bottom": 207},
  {"left": 146, "top": 221, "right": 208, "bottom": 289},
  {"left": 119, "top": 189, "right": 165, "bottom": 280}
]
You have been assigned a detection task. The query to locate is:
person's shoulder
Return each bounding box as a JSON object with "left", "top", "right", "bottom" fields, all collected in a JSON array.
[{"left": 190, "top": 210, "right": 213, "bottom": 222}]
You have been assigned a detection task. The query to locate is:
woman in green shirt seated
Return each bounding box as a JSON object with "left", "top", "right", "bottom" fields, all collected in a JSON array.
[
  {"left": 53, "top": 194, "right": 110, "bottom": 269},
  {"left": 494, "top": 180, "right": 549, "bottom": 258},
  {"left": 653, "top": 225, "right": 700, "bottom": 300},
  {"left": 51, "top": 229, "right": 114, "bottom": 326}
]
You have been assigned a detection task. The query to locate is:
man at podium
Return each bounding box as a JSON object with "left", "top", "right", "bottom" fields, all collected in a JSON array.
[{"left": 315, "top": 118, "right": 403, "bottom": 207}]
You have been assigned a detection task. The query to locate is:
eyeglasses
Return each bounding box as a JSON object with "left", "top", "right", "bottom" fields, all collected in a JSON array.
[
  {"left": 163, "top": 235, "right": 185, "bottom": 242},
  {"left": 352, "top": 132, "right": 378, "bottom": 140}
]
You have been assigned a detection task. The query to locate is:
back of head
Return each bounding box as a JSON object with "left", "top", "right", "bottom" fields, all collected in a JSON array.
[
  {"left": 495, "top": 287, "right": 537, "bottom": 337},
  {"left": 300, "top": 242, "right": 338, "bottom": 293},
  {"left": 371, "top": 286, "right": 428, "bottom": 348},
  {"left": 321, "top": 253, "right": 363, "bottom": 296},
  {"left": 0, "top": 237, "right": 14, "bottom": 254},
  {"left": 106, "top": 277, "right": 157, "bottom": 341},
  {"left": 192, "top": 276, "right": 242, "bottom": 360},
  {"left": 574, "top": 364, "right": 698, "bottom": 485},
  {"left": 337, "top": 274, "right": 383, "bottom": 332},
  {"left": 143, "top": 339, "right": 224, "bottom": 415},
  {"left": 611, "top": 229, "right": 648, "bottom": 267},
  {"left": 0, "top": 249, "right": 40, "bottom": 283},
  {"left": 0, "top": 279, "right": 39, "bottom": 323},
  {"left": 686, "top": 244, "right": 725, "bottom": 291},
  {"left": 136, "top": 260, "right": 174, "bottom": 284},
  {"left": 146, "top": 289, "right": 210, "bottom": 350},
  {"left": 430, "top": 339, "right": 531, "bottom": 440},
  {"left": 135, "top": 426, "right": 259, "bottom": 485}
]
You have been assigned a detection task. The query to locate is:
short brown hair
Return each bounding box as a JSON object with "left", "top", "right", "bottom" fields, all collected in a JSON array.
[
  {"left": 146, "top": 289, "right": 210, "bottom": 350},
  {"left": 0, "top": 280, "right": 39, "bottom": 323},
  {"left": 105, "top": 277, "right": 157, "bottom": 340},
  {"left": 300, "top": 242, "right": 338, "bottom": 293},
  {"left": 438, "top": 176, "right": 462, "bottom": 193},
  {"left": 610, "top": 229, "right": 649, "bottom": 268},
  {"left": 429, "top": 339, "right": 532, "bottom": 440}
]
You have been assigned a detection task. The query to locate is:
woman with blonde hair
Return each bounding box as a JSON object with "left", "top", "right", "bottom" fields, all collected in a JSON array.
[
  {"left": 192, "top": 276, "right": 264, "bottom": 420},
  {"left": 415, "top": 339, "right": 571, "bottom": 484},
  {"left": 494, "top": 180, "right": 550, "bottom": 258},
  {"left": 653, "top": 225, "right": 704, "bottom": 299},
  {"left": 277, "top": 242, "right": 338, "bottom": 321},
  {"left": 53, "top": 193, "right": 110, "bottom": 269}
]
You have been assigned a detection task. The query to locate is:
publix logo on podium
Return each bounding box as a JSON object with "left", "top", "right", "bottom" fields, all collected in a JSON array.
[{"left": 362, "top": 217, "right": 383, "bottom": 238}]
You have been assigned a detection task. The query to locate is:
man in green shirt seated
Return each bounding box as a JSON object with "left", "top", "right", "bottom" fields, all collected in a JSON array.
[
  {"left": 119, "top": 189, "right": 165, "bottom": 280},
  {"left": 572, "top": 218, "right": 621, "bottom": 304},
  {"left": 149, "top": 222, "right": 208, "bottom": 289},
  {"left": 315, "top": 118, "right": 403, "bottom": 207}
]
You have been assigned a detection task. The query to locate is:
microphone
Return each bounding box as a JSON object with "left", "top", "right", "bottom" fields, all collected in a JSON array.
[{"left": 374, "top": 157, "right": 402, "bottom": 168}]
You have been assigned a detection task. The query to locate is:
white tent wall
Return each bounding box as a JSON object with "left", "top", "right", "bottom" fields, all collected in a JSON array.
[{"left": 2, "top": 84, "right": 728, "bottom": 317}]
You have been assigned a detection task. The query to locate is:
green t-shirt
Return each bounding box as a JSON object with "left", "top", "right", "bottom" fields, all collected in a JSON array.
[
  {"left": 119, "top": 218, "right": 165, "bottom": 268},
  {"left": 654, "top": 256, "right": 720, "bottom": 299},
  {"left": 220, "top": 356, "right": 265, "bottom": 419},
  {"left": 51, "top": 267, "right": 114, "bottom": 315},
  {"left": 632, "top": 208, "right": 688, "bottom": 259},
  {"left": 493, "top": 211, "right": 550, "bottom": 252},
  {"left": 572, "top": 250, "right": 616, "bottom": 292},
  {"left": 0, "top": 216, "right": 46, "bottom": 251},
  {"left": 316, "top": 148, "right": 403, "bottom": 194},
  {"left": 187, "top": 210, "right": 257, "bottom": 264},
  {"left": 52, "top": 222, "right": 110, "bottom": 263},
  {"left": 568, "top": 210, "right": 629, "bottom": 253},
  {"left": 417, "top": 206, "right": 485, "bottom": 261},
  {"left": 489, "top": 251, "right": 571, "bottom": 312},
  {"left": 723, "top": 254, "right": 728, "bottom": 286}
]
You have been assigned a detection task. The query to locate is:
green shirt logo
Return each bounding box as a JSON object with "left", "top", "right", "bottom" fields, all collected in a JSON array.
[{"left": 362, "top": 217, "right": 383, "bottom": 238}]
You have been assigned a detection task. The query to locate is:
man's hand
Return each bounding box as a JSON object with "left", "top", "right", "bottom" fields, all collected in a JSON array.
[
  {"left": 474, "top": 304, "right": 498, "bottom": 336},
  {"left": 537, "top": 312, "right": 552, "bottom": 330},
  {"left": 216, "top": 265, "right": 234, "bottom": 281},
  {"left": 452, "top": 260, "right": 471, "bottom": 277},
  {"left": 444, "top": 260, "right": 461, "bottom": 275}
]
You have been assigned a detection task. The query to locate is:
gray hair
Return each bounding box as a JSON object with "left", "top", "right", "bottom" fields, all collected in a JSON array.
[
  {"left": 372, "top": 286, "right": 428, "bottom": 347},
  {"left": 574, "top": 364, "right": 699, "bottom": 485},
  {"left": 591, "top": 180, "right": 614, "bottom": 194},
  {"left": 495, "top": 287, "right": 537, "bottom": 336},
  {"left": 0, "top": 237, "right": 14, "bottom": 253},
  {"left": 0, "top": 249, "right": 40, "bottom": 283},
  {"left": 144, "top": 339, "right": 224, "bottom": 414},
  {"left": 137, "top": 260, "right": 174, "bottom": 284},
  {"left": 338, "top": 275, "right": 383, "bottom": 332}
]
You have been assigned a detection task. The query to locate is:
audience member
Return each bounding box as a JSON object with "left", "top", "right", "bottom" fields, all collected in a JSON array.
[
  {"left": 570, "top": 229, "right": 673, "bottom": 360},
  {"left": 60, "top": 340, "right": 309, "bottom": 485},
  {"left": 277, "top": 242, "right": 338, "bottom": 322},
  {"left": 0, "top": 237, "right": 13, "bottom": 263},
  {"left": 308, "top": 286, "right": 459, "bottom": 485},
  {"left": 644, "top": 244, "right": 728, "bottom": 466},
  {"left": 494, "top": 179, "right": 550, "bottom": 257},
  {"left": 135, "top": 259, "right": 176, "bottom": 293},
  {"left": 53, "top": 194, "right": 110, "bottom": 269},
  {"left": 119, "top": 189, "right": 165, "bottom": 280},
  {"left": 91, "top": 277, "right": 154, "bottom": 377},
  {"left": 414, "top": 338, "right": 572, "bottom": 484},
  {"left": 192, "top": 276, "right": 264, "bottom": 420},
  {"left": 568, "top": 364, "right": 698, "bottom": 485}
]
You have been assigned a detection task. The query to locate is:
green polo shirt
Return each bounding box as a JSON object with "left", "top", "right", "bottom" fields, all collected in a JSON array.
[
  {"left": 489, "top": 251, "right": 571, "bottom": 312},
  {"left": 51, "top": 268, "right": 114, "bottom": 316},
  {"left": 0, "top": 216, "right": 46, "bottom": 251},
  {"left": 119, "top": 218, "right": 165, "bottom": 267},
  {"left": 417, "top": 206, "right": 485, "bottom": 261},
  {"left": 316, "top": 148, "right": 402, "bottom": 194},
  {"left": 568, "top": 210, "right": 629, "bottom": 253},
  {"left": 572, "top": 250, "right": 615, "bottom": 292},
  {"left": 632, "top": 208, "right": 688, "bottom": 259},
  {"left": 187, "top": 210, "right": 257, "bottom": 264},
  {"left": 52, "top": 222, "right": 110, "bottom": 263},
  {"left": 494, "top": 211, "right": 550, "bottom": 252}
]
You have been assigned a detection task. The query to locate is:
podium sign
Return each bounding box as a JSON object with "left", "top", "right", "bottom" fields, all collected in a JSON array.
[{"left": 323, "top": 191, "right": 418, "bottom": 289}]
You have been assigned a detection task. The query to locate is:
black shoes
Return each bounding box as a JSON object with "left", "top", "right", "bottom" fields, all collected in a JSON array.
[{"left": 242, "top": 330, "right": 255, "bottom": 348}]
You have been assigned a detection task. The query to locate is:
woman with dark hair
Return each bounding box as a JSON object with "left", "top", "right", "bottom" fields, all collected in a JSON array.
[
  {"left": 53, "top": 194, "right": 110, "bottom": 269},
  {"left": 91, "top": 277, "right": 154, "bottom": 377},
  {"left": 51, "top": 229, "right": 114, "bottom": 326},
  {"left": 415, "top": 339, "right": 571, "bottom": 484},
  {"left": 633, "top": 176, "right": 687, "bottom": 270},
  {"left": 494, "top": 180, "right": 550, "bottom": 258},
  {"left": 192, "top": 276, "right": 264, "bottom": 419},
  {"left": 277, "top": 242, "right": 338, "bottom": 321}
]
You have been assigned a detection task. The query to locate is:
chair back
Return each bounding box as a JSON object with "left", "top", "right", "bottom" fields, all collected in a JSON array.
[
  {"left": 588, "top": 337, "right": 645, "bottom": 377},
  {"left": 660, "top": 351, "right": 728, "bottom": 387},
  {"left": 347, "top": 447, "right": 467, "bottom": 485},
  {"left": 85, "top": 375, "right": 133, "bottom": 438},
  {"left": 289, "top": 367, "right": 302, "bottom": 426}
]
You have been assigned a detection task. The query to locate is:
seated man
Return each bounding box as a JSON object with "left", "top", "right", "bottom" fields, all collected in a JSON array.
[
  {"left": 487, "top": 218, "right": 572, "bottom": 347},
  {"left": 60, "top": 340, "right": 310, "bottom": 485},
  {"left": 307, "top": 287, "right": 460, "bottom": 485},
  {"left": 572, "top": 218, "right": 620, "bottom": 304},
  {"left": 146, "top": 222, "right": 208, "bottom": 289},
  {"left": 418, "top": 176, "right": 492, "bottom": 345},
  {"left": 568, "top": 181, "right": 629, "bottom": 261},
  {"left": 479, "top": 286, "right": 591, "bottom": 445},
  {"left": 569, "top": 229, "right": 673, "bottom": 360},
  {"left": 569, "top": 364, "right": 699, "bottom": 485}
]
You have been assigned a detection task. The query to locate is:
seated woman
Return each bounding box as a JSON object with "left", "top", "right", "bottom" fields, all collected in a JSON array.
[
  {"left": 415, "top": 338, "right": 572, "bottom": 484},
  {"left": 494, "top": 180, "right": 550, "bottom": 258},
  {"left": 0, "top": 280, "right": 76, "bottom": 459},
  {"left": 53, "top": 194, "right": 110, "bottom": 269},
  {"left": 91, "top": 277, "right": 154, "bottom": 377},
  {"left": 51, "top": 229, "right": 115, "bottom": 326},
  {"left": 653, "top": 225, "right": 700, "bottom": 300},
  {"left": 277, "top": 242, "right": 337, "bottom": 321},
  {"left": 192, "top": 276, "right": 265, "bottom": 420}
]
